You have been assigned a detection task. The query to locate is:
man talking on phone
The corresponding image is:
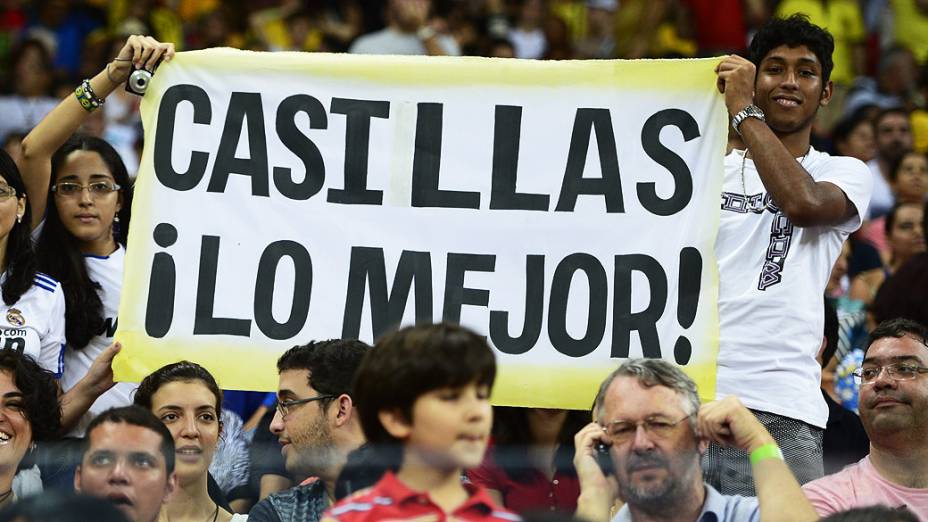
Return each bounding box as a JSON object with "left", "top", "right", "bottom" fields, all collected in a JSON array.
[{"left": 573, "top": 359, "right": 818, "bottom": 522}]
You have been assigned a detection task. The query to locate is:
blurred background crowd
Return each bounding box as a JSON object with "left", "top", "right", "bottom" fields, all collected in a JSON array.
[{"left": 0, "top": 0, "right": 926, "bottom": 176}]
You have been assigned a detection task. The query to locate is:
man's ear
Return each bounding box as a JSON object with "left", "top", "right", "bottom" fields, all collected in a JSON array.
[
  {"left": 73, "top": 465, "right": 82, "bottom": 492},
  {"left": 163, "top": 471, "right": 178, "bottom": 504},
  {"left": 332, "top": 394, "right": 354, "bottom": 428},
  {"left": 378, "top": 409, "right": 411, "bottom": 440},
  {"left": 698, "top": 438, "right": 709, "bottom": 456},
  {"left": 820, "top": 80, "right": 834, "bottom": 107}
]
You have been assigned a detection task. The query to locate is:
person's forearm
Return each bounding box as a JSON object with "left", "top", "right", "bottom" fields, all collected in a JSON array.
[
  {"left": 21, "top": 63, "right": 124, "bottom": 161},
  {"left": 738, "top": 117, "right": 848, "bottom": 226},
  {"left": 575, "top": 490, "right": 612, "bottom": 522},
  {"left": 58, "top": 379, "right": 103, "bottom": 433},
  {"left": 750, "top": 441, "right": 819, "bottom": 522}
]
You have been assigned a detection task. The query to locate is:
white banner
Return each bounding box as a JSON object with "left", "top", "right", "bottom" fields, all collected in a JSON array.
[{"left": 115, "top": 49, "right": 727, "bottom": 409}]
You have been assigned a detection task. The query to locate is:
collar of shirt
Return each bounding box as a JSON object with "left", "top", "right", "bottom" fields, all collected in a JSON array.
[
  {"left": 612, "top": 483, "right": 745, "bottom": 522},
  {"left": 378, "top": 471, "right": 497, "bottom": 516}
]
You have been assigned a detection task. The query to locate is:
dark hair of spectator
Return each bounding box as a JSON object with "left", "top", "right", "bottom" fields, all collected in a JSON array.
[
  {"left": 888, "top": 150, "right": 925, "bottom": 183},
  {"left": 748, "top": 14, "right": 835, "bottom": 85},
  {"left": 831, "top": 111, "right": 872, "bottom": 150},
  {"left": 0, "top": 349, "right": 61, "bottom": 441},
  {"left": 822, "top": 300, "right": 839, "bottom": 369},
  {"left": 35, "top": 134, "right": 133, "bottom": 350},
  {"left": 0, "top": 149, "right": 39, "bottom": 307},
  {"left": 277, "top": 339, "right": 371, "bottom": 411},
  {"left": 2, "top": 132, "right": 24, "bottom": 150},
  {"left": 134, "top": 360, "right": 223, "bottom": 414},
  {"left": 821, "top": 505, "right": 919, "bottom": 522},
  {"left": 490, "top": 407, "right": 587, "bottom": 482},
  {"left": 883, "top": 201, "right": 922, "bottom": 236},
  {"left": 874, "top": 107, "right": 911, "bottom": 130},
  {"left": 335, "top": 443, "right": 390, "bottom": 500},
  {"left": 83, "top": 406, "right": 176, "bottom": 475},
  {"left": 485, "top": 38, "right": 515, "bottom": 57},
  {"left": 353, "top": 323, "right": 496, "bottom": 448},
  {"left": 3, "top": 39, "right": 53, "bottom": 95},
  {"left": 867, "top": 317, "right": 928, "bottom": 355},
  {"left": 0, "top": 490, "right": 131, "bottom": 522}
]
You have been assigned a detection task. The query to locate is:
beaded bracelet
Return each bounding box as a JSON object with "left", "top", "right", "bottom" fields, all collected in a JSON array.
[{"left": 74, "top": 79, "right": 104, "bottom": 112}]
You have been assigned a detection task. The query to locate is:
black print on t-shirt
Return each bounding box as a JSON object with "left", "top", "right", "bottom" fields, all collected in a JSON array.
[
  {"left": 0, "top": 329, "right": 27, "bottom": 352},
  {"left": 721, "top": 192, "right": 794, "bottom": 290}
]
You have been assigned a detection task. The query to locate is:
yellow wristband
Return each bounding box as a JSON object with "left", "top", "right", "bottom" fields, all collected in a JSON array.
[{"left": 749, "top": 443, "right": 783, "bottom": 465}]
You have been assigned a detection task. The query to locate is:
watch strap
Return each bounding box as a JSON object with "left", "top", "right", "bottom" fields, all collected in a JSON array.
[{"left": 731, "top": 104, "right": 765, "bottom": 136}]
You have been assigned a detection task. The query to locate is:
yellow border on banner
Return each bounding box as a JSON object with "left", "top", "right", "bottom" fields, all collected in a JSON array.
[
  {"left": 150, "top": 48, "right": 723, "bottom": 91},
  {"left": 115, "top": 50, "right": 726, "bottom": 407},
  {"left": 492, "top": 358, "right": 720, "bottom": 410}
]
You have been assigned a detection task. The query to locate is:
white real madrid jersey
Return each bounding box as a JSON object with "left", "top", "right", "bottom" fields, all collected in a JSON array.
[
  {"left": 60, "top": 246, "right": 136, "bottom": 437},
  {"left": 0, "top": 272, "right": 66, "bottom": 375}
]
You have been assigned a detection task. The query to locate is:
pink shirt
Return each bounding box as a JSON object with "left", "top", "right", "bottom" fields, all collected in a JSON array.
[{"left": 802, "top": 456, "right": 928, "bottom": 518}]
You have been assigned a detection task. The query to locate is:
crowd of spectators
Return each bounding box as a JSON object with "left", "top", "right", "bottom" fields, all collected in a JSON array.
[
  {"left": 0, "top": 1, "right": 923, "bottom": 521},
  {"left": 1, "top": 1, "right": 926, "bottom": 177}
]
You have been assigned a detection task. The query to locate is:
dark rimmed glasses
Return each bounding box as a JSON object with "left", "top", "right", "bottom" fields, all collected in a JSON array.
[{"left": 275, "top": 394, "right": 336, "bottom": 418}]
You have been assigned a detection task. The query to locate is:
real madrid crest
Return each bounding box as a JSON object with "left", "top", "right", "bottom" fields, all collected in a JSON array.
[{"left": 6, "top": 308, "right": 24, "bottom": 327}]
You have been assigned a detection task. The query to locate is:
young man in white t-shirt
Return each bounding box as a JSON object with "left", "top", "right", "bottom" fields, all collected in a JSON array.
[{"left": 711, "top": 14, "right": 872, "bottom": 494}]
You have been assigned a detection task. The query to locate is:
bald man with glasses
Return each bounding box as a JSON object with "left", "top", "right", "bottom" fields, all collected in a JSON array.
[{"left": 803, "top": 318, "right": 928, "bottom": 519}]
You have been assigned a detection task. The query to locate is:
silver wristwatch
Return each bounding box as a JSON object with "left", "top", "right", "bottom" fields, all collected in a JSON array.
[{"left": 731, "top": 104, "right": 765, "bottom": 136}]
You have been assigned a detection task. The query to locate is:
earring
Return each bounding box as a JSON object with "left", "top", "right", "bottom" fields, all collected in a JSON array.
[
  {"left": 16, "top": 214, "right": 22, "bottom": 224},
  {"left": 114, "top": 215, "right": 120, "bottom": 223}
]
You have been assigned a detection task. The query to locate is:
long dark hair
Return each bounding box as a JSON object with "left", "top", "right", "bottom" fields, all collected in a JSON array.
[
  {"left": 490, "top": 407, "right": 588, "bottom": 482},
  {"left": 35, "top": 134, "right": 133, "bottom": 349},
  {"left": 0, "top": 348, "right": 61, "bottom": 441},
  {"left": 0, "top": 149, "right": 38, "bottom": 306}
]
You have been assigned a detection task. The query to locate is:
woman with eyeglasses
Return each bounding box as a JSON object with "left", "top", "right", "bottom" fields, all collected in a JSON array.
[
  {"left": 18, "top": 35, "right": 175, "bottom": 435},
  {"left": 134, "top": 361, "right": 249, "bottom": 522}
]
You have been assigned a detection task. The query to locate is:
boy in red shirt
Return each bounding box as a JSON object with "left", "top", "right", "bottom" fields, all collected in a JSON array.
[{"left": 322, "top": 323, "right": 521, "bottom": 522}]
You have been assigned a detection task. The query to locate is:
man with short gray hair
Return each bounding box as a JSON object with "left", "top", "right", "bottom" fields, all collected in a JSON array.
[{"left": 574, "top": 358, "right": 818, "bottom": 522}]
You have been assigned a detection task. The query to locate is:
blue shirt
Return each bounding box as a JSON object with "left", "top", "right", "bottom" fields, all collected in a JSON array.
[{"left": 611, "top": 484, "right": 759, "bottom": 522}]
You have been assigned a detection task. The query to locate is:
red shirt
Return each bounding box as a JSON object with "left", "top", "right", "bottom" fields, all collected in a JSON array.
[
  {"left": 467, "top": 449, "right": 580, "bottom": 513},
  {"left": 324, "top": 471, "right": 521, "bottom": 522}
]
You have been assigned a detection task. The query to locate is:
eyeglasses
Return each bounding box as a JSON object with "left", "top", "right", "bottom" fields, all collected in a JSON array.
[
  {"left": 51, "top": 181, "right": 121, "bottom": 198},
  {"left": 601, "top": 413, "right": 694, "bottom": 444},
  {"left": 853, "top": 363, "right": 928, "bottom": 385},
  {"left": 275, "top": 394, "right": 335, "bottom": 418},
  {"left": 0, "top": 185, "right": 17, "bottom": 199}
]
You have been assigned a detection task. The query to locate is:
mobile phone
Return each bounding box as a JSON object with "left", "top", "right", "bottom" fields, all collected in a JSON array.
[{"left": 595, "top": 441, "right": 614, "bottom": 476}]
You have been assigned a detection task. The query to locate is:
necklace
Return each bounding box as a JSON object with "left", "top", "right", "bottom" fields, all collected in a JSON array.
[
  {"left": 0, "top": 488, "right": 12, "bottom": 505},
  {"left": 740, "top": 147, "right": 810, "bottom": 212},
  {"left": 163, "top": 503, "right": 219, "bottom": 522}
]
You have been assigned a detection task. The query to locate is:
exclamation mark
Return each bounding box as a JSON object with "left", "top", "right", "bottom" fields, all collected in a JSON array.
[{"left": 674, "top": 247, "right": 701, "bottom": 365}]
